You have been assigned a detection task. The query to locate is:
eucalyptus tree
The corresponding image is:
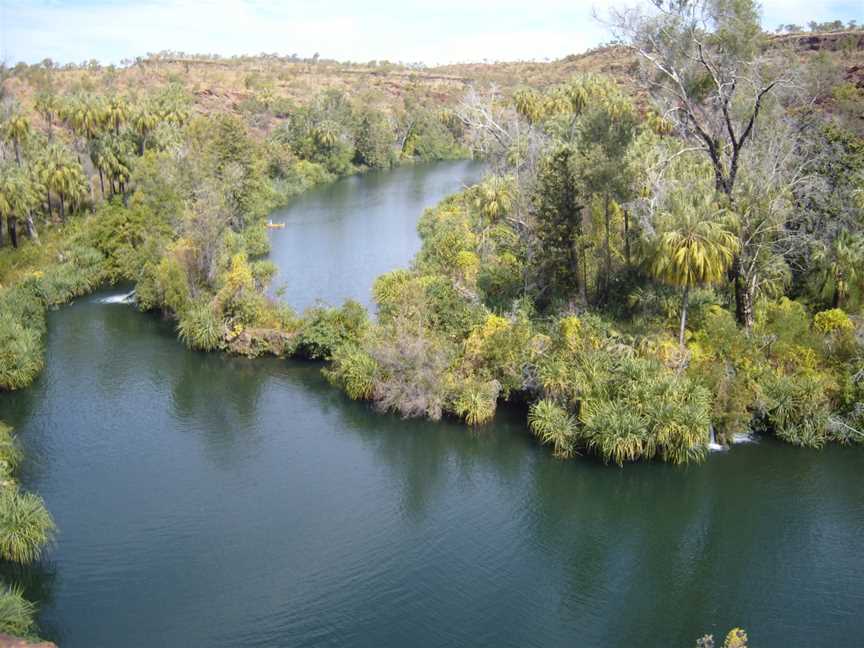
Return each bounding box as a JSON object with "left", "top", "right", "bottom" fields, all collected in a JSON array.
[
  {"left": 609, "top": 0, "right": 792, "bottom": 327},
  {"left": 456, "top": 85, "right": 546, "bottom": 186},
  {"left": 650, "top": 189, "right": 739, "bottom": 348}
]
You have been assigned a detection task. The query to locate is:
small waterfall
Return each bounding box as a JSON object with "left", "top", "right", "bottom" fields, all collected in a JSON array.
[
  {"left": 98, "top": 290, "right": 136, "bottom": 304},
  {"left": 708, "top": 425, "right": 724, "bottom": 452},
  {"left": 731, "top": 431, "right": 756, "bottom": 444}
]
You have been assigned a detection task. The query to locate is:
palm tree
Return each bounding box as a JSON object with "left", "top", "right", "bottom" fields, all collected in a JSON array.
[
  {"left": 34, "top": 144, "right": 86, "bottom": 221},
  {"left": 94, "top": 134, "right": 133, "bottom": 199},
  {"left": 89, "top": 137, "right": 110, "bottom": 198},
  {"left": 2, "top": 112, "right": 30, "bottom": 166},
  {"left": 130, "top": 107, "right": 159, "bottom": 155},
  {"left": 34, "top": 90, "right": 61, "bottom": 141},
  {"left": 473, "top": 175, "right": 515, "bottom": 224},
  {"left": 105, "top": 95, "right": 129, "bottom": 136},
  {"left": 63, "top": 94, "right": 107, "bottom": 143},
  {"left": 811, "top": 231, "right": 864, "bottom": 309},
  {"left": 513, "top": 88, "right": 544, "bottom": 124},
  {"left": 651, "top": 192, "right": 739, "bottom": 348},
  {"left": 0, "top": 165, "right": 40, "bottom": 247}
]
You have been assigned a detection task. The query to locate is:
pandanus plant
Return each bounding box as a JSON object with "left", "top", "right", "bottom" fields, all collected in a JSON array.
[{"left": 0, "top": 488, "right": 55, "bottom": 564}]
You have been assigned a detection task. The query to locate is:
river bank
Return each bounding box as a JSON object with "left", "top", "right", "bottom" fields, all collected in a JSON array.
[{"left": 2, "top": 288, "right": 862, "bottom": 647}]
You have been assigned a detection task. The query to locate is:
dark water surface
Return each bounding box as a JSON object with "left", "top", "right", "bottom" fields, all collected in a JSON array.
[{"left": 1, "top": 163, "right": 863, "bottom": 648}]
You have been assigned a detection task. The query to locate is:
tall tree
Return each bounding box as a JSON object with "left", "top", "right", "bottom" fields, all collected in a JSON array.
[
  {"left": 34, "top": 91, "right": 61, "bottom": 142},
  {"left": 0, "top": 165, "right": 40, "bottom": 248},
  {"left": 811, "top": 231, "right": 864, "bottom": 309},
  {"left": 34, "top": 144, "right": 86, "bottom": 222},
  {"left": 610, "top": 0, "right": 786, "bottom": 327},
  {"left": 651, "top": 190, "right": 739, "bottom": 348},
  {"left": 105, "top": 95, "right": 129, "bottom": 137},
  {"left": 2, "top": 112, "right": 30, "bottom": 166},
  {"left": 574, "top": 97, "right": 639, "bottom": 301},
  {"left": 531, "top": 145, "right": 588, "bottom": 305}
]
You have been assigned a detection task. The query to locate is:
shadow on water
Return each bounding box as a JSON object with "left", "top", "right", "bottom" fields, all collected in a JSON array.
[{"left": 1, "top": 295, "right": 863, "bottom": 648}]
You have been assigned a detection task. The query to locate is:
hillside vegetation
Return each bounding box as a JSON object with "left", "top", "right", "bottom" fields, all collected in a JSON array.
[{"left": 0, "top": 6, "right": 863, "bottom": 639}]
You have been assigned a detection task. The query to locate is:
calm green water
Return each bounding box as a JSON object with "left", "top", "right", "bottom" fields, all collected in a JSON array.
[
  {"left": 266, "top": 160, "right": 485, "bottom": 309},
  {"left": 1, "top": 163, "right": 863, "bottom": 647}
]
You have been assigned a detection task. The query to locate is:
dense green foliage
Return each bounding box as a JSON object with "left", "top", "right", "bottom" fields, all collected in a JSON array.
[
  {"left": 0, "top": 585, "right": 37, "bottom": 638},
  {"left": 0, "top": 5, "right": 861, "bottom": 641},
  {"left": 325, "top": 3, "right": 864, "bottom": 462},
  {"left": 0, "top": 422, "right": 55, "bottom": 641}
]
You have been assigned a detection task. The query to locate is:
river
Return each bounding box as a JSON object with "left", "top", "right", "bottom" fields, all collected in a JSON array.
[{"left": 1, "top": 161, "right": 863, "bottom": 647}]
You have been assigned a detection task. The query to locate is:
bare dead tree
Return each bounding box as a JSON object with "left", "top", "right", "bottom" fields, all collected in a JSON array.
[
  {"left": 607, "top": 0, "right": 804, "bottom": 327},
  {"left": 456, "top": 85, "right": 547, "bottom": 187}
]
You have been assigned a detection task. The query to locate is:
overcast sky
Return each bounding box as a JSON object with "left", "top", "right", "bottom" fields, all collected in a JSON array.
[{"left": 1, "top": 0, "right": 861, "bottom": 66}]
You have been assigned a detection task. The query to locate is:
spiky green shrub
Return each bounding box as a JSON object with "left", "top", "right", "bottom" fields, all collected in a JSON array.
[
  {"left": 451, "top": 378, "right": 500, "bottom": 426},
  {"left": 0, "top": 423, "right": 22, "bottom": 483},
  {"left": 325, "top": 344, "right": 379, "bottom": 400},
  {"left": 0, "top": 488, "right": 56, "bottom": 564},
  {"left": 582, "top": 400, "right": 654, "bottom": 465},
  {"left": 579, "top": 356, "right": 711, "bottom": 465},
  {"left": 0, "top": 585, "right": 37, "bottom": 638},
  {"left": 814, "top": 308, "right": 854, "bottom": 335},
  {"left": 0, "top": 313, "right": 44, "bottom": 392},
  {"left": 529, "top": 399, "right": 578, "bottom": 458},
  {"left": 177, "top": 301, "right": 224, "bottom": 351},
  {"left": 762, "top": 372, "right": 832, "bottom": 448}
]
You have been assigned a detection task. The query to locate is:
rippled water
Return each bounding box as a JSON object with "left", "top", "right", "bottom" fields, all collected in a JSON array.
[{"left": 1, "top": 163, "right": 863, "bottom": 647}]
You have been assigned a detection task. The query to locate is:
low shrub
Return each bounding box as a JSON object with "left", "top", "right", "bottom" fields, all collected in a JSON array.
[
  {"left": 178, "top": 301, "right": 224, "bottom": 351},
  {"left": 296, "top": 300, "right": 369, "bottom": 360},
  {"left": 0, "top": 585, "right": 37, "bottom": 638},
  {"left": 0, "top": 487, "right": 56, "bottom": 564},
  {"left": 325, "top": 343, "right": 379, "bottom": 400}
]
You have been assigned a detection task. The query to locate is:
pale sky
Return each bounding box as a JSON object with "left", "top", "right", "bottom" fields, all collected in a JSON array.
[{"left": 1, "top": 0, "right": 861, "bottom": 66}]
